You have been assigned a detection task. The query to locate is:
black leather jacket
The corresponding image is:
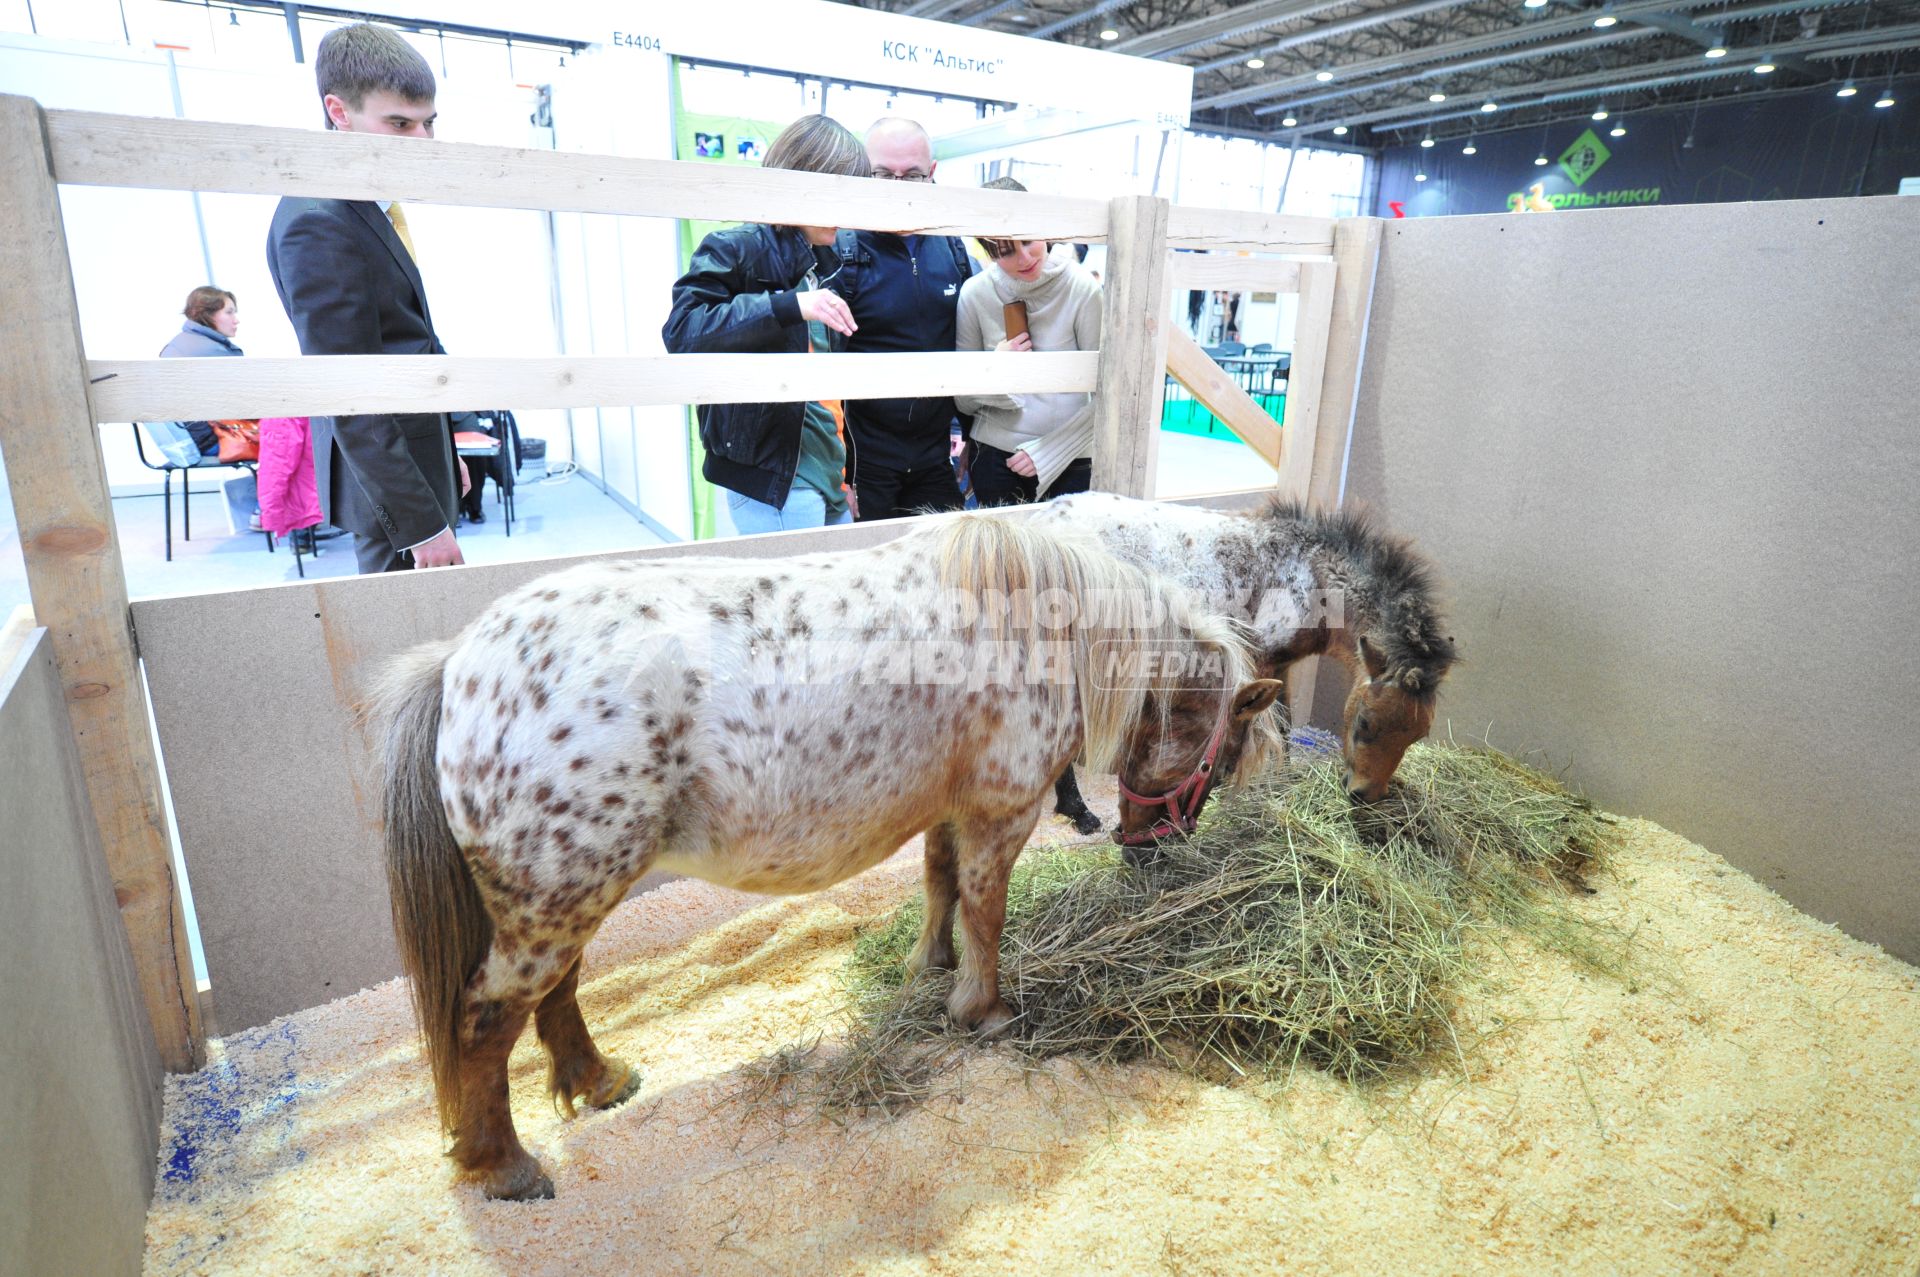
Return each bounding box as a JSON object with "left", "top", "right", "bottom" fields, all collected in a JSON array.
[{"left": 662, "top": 223, "right": 850, "bottom": 508}]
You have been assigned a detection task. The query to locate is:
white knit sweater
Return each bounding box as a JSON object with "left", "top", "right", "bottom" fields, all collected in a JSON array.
[{"left": 954, "top": 245, "right": 1103, "bottom": 493}]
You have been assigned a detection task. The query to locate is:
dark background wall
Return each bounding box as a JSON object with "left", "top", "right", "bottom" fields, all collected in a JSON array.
[{"left": 1375, "top": 77, "right": 1920, "bottom": 216}]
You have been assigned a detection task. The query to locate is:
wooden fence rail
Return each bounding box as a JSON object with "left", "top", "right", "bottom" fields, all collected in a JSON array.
[{"left": 3, "top": 91, "right": 1378, "bottom": 1071}]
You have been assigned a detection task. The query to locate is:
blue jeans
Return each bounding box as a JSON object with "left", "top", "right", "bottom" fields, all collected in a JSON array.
[{"left": 726, "top": 484, "right": 852, "bottom": 536}]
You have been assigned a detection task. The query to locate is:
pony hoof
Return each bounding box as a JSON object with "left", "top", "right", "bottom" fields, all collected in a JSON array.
[
  {"left": 1069, "top": 809, "right": 1104, "bottom": 836},
  {"left": 966, "top": 1001, "right": 1015, "bottom": 1040},
  {"left": 480, "top": 1157, "right": 555, "bottom": 1202},
  {"left": 589, "top": 1061, "right": 643, "bottom": 1110}
]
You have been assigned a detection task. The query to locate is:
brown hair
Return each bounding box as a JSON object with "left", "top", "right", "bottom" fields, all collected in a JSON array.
[
  {"left": 762, "top": 115, "right": 867, "bottom": 178},
  {"left": 315, "top": 22, "right": 436, "bottom": 127},
  {"left": 978, "top": 176, "right": 1032, "bottom": 260},
  {"left": 183, "top": 286, "right": 235, "bottom": 327}
]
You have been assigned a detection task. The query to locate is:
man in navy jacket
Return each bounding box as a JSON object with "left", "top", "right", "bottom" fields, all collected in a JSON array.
[{"left": 840, "top": 118, "right": 976, "bottom": 521}]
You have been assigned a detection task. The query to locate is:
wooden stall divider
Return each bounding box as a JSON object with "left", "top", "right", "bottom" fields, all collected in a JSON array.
[
  {"left": 1285, "top": 218, "right": 1386, "bottom": 728},
  {"left": 1091, "top": 195, "right": 1174, "bottom": 498},
  {"left": 0, "top": 97, "right": 204, "bottom": 1070},
  {"left": 88, "top": 351, "right": 1103, "bottom": 423},
  {"left": 1164, "top": 330, "right": 1283, "bottom": 468}
]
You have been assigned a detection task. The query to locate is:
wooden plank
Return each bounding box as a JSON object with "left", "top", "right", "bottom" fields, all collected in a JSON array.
[
  {"left": 0, "top": 96, "right": 203, "bottom": 1071},
  {"left": 1164, "top": 330, "right": 1282, "bottom": 468},
  {"left": 45, "top": 107, "right": 1110, "bottom": 240},
  {"left": 87, "top": 350, "right": 1102, "bottom": 422},
  {"left": 1167, "top": 256, "right": 1303, "bottom": 294},
  {"left": 1288, "top": 217, "right": 1382, "bottom": 730},
  {"left": 1091, "top": 195, "right": 1173, "bottom": 499},
  {"left": 1166, "top": 204, "right": 1336, "bottom": 255},
  {"left": 1311, "top": 217, "right": 1386, "bottom": 508},
  {"left": 1275, "top": 261, "right": 1337, "bottom": 502}
]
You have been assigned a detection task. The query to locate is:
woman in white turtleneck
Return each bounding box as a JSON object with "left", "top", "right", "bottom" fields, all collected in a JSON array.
[{"left": 954, "top": 178, "right": 1103, "bottom": 506}]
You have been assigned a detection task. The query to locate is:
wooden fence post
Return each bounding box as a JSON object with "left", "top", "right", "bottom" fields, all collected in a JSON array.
[
  {"left": 0, "top": 95, "right": 204, "bottom": 1070},
  {"left": 1288, "top": 215, "right": 1384, "bottom": 729},
  {"left": 1092, "top": 194, "right": 1172, "bottom": 498}
]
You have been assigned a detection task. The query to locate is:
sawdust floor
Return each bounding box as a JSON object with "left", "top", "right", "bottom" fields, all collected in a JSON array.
[{"left": 146, "top": 784, "right": 1920, "bottom": 1276}]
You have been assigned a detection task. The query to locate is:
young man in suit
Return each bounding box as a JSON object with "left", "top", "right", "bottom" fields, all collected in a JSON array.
[{"left": 266, "top": 21, "right": 466, "bottom": 573}]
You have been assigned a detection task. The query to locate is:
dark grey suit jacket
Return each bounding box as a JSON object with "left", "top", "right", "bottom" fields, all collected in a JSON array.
[{"left": 265, "top": 197, "right": 457, "bottom": 551}]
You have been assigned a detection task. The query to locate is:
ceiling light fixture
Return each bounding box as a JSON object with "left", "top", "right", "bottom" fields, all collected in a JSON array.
[
  {"left": 1281, "top": 115, "right": 1299, "bottom": 127},
  {"left": 1462, "top": 136, "right": 1478, "bottom": 154},
  {"left": 1836, "top": 81, "right": 1858, "bottom": 97},
  {"left": 1704, "top": 44, "right": 1728, "bottom": 58},
  {"left": 1430, "top": 91, "right": 1448, "bottom": 102},
  {"left": 1482, "top": 101, "right": 1499, "bottom": 112},
  {"left": 1524, "top": 0, "right": 1549, "bottom": 8},
  {"left": 1753, "top": 59, "right": 1775, "bottom": 74},
  {"left": 1593, "top": 13, "right": 1618, "bottom": 27},
  {"left": 1874, "top": 88, "right": 1896, "bottom": 107},
  {"left": 1247, "top": 57, "right": 1266, "bottom": 69},
  {"left": 1592, "top": 105, "right": 1609, "bottom": 120},
  {"left": 1535, "top": 151, "right": 1549, "bottom": 165},
  {"left": 1316, "top": 70, "right": 1335, "bottom": 82},
  {"left": 1099, "top": 28, "right": 1119, "bottom": 41},
  {"left": 1332, "top": 124, "right": 1349, "bottom": 135},
  {"left": 1421, "top": 133, "right": 1435, "bottom": 147},
  {"left": 1415, "top": 169, "right": 1428, "bottom": 181},
  {"left": 1610, "top": 117, "right": 1627, "bottom": 137}
]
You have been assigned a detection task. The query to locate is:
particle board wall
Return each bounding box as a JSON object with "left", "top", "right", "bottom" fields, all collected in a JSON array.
[
  {"left": 133, "top": 519, "right": 911, "bottom": 1035},
  {"left": 1317, "top": 193, "right": 1920, "bottom": 963},
  {"left": 1, "top": 628, "right": 162, "bottom": 1277},
  {"left": 131, "top": 492, "right": 1271, "bottom": 1035}
]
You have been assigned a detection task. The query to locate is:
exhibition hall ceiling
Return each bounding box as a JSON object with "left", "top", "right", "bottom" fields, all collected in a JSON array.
[{"left": 841, "top": 0, "right": 1920, "bottom": 144}]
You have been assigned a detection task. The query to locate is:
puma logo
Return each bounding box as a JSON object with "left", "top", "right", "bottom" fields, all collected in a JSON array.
[{"left": 943, "top": 284, "right": 957, "bottom": 297}]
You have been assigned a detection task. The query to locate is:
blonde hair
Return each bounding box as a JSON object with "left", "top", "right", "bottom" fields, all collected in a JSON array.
[{"left": 763, "top": 115, "right": 866, "bottom": 178}]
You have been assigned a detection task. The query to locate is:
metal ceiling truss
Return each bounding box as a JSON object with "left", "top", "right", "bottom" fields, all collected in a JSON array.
[{"left": 855, "top": 0, "right": 1920, "bottom": 147}]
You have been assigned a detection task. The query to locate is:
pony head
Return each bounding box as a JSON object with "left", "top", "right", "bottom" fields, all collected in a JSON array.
[
  {"left": 1340, "top": 634, "right": 1446, "bottom": 803},
  {"left": 1113, "top": 611, "right": 1284, "bottom": 849}
]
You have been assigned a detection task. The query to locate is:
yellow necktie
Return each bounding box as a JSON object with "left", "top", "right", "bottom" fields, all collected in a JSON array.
[{"left": 386, "top": 202, "right": 417, "bottom": 262}]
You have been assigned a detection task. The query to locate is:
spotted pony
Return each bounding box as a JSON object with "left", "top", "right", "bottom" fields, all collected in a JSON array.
[
  {"left": 1033, "top": 493, "right": 1458, "bottom": 815},
  {"left": 370, "top": 514, "right": 1282, "bottom": 1200}
]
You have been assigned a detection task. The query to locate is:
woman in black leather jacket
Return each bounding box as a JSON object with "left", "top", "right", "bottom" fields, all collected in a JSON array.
[{"left": 663, "top": 115, "right": 866, "bottom": 535}]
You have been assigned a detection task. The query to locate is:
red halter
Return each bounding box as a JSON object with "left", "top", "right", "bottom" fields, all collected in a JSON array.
[{"left": 1112, "top": 690, "right": 1235, "bottom": 847}]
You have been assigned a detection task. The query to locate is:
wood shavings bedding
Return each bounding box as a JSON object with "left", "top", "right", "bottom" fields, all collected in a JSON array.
[{"left": 144, "top": 790, "right": 1920, "bottom": 1276}]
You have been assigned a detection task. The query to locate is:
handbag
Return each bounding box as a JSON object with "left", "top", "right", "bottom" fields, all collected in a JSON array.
[{"left": 210, "top": 419, "right": 260, "bottom": 463}]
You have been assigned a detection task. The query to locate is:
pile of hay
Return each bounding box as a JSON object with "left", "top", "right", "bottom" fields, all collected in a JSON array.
[{"left": 748, "top": 739, "right": 1638, "bottom": 1114}]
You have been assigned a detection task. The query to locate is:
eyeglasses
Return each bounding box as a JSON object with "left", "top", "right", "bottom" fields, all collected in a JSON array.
[{"left": 869, "top": 169, "right": 932, "bottom": 183}]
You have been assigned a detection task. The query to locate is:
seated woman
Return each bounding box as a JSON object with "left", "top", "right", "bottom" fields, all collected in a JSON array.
[
  {"left": 160, "top": 286, "right": 244, "bottom": 458},
  {"left": 662, "top": 115, "right": 866, "bottom": 535},
  {"left": 954, "top": 176, "right": 1104, "bottom": 507}
]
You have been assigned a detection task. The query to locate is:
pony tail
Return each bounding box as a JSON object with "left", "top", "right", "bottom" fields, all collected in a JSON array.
[{"left": 367, "top": 640, "right": 491, "bottom": 1135}]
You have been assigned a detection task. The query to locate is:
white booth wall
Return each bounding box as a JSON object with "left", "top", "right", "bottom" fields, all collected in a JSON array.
[{"left": 0, "top": 32, "right": 704, "bottom": 538}]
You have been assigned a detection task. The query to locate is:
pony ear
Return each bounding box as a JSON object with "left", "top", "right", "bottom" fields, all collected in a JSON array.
[
  {"left": 1358, "top": 635, "right": 1390, "bottom": 680},
  {"left": 1232, "top": 678, "right": 1285, "bottom": 721}
]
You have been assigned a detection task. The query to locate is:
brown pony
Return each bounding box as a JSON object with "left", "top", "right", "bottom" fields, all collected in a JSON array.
[
  {"left": 370, "top": 515, "right": 1281, "bottom": 1199},
  {"left": 1036, "top": 494, "right": 1458, "bottom": 809}
]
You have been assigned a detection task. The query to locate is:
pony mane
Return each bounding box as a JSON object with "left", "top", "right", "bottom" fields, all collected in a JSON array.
[
  {"left": 1252, "top": 497, "right": 1458, "bottom": 697},
  {"left": 932, "top": 514, "right": 1258, "bottom": 774}
]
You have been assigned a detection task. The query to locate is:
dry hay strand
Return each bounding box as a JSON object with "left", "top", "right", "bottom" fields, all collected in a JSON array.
[{"left": 748, "top": 740, "right": 1638, "bottom": 1119}]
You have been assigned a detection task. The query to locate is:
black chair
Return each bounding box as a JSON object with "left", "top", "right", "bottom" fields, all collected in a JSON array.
[
  {"left": 454, "top": 409, "right": 522, "bottom": 537},
  {"left": 130, "top": 422, "right": 280, "bottom": 561}
]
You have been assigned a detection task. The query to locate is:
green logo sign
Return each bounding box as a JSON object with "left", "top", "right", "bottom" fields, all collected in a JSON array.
[{"left": 1558, "top": 128, "right": 1612, "bottom": 187}]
